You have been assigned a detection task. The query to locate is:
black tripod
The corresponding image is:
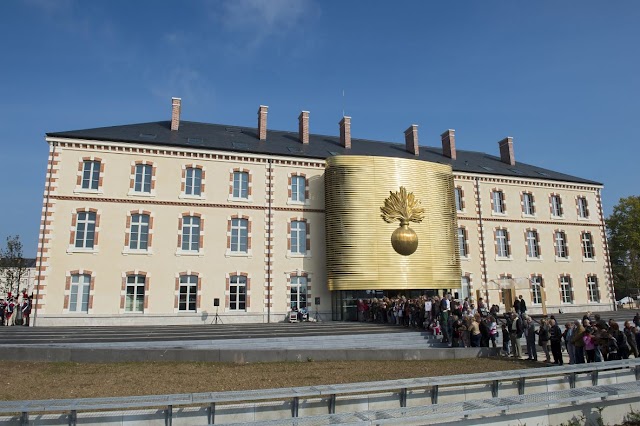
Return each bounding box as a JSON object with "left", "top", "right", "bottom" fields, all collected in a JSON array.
[{"left": 211, "top": 306, "right": 223, "bottom": 325}]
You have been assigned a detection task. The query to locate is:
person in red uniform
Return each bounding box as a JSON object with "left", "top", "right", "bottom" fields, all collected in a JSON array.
[{"left": 21, "top": 297, "right": 32, "bottom": 327}]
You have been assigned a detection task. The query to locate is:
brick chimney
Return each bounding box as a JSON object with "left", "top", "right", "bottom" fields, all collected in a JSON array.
[
  {"left": 171, "top": 97, "right": 181, "bottom": 131},
  {"left": 404, "top": 124, "right": 419, "bottom": 155},
  {"left": 298, "top": 111, "right": 309, "bottom": 144},
  {"left": 339, "top": 116, "right": 351, "bottom": 149},
  {"left": 498, "top": 136, "right": 515, "bottom": 165},
  {"left": 258, "top": 105, "right": 268, "bottom": 141},
  {"left": 441, "top": 129, "right": 456, "bottom": 160}
]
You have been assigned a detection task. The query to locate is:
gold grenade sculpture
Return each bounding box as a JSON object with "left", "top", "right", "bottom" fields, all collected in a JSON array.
[{"left": 380, "top": 187, "right": 425, "bottom": 256}]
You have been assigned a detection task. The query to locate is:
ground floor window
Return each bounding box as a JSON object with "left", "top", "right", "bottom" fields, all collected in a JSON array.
[
  {"left": 290, "top": 276, "right": 307, "bottom": 310},
  {"left": 560, "top": 276, "right": 573, "bottom": 304},
  {"left": 587, "top": 276, "right": 600, "bottom": 303},
  {"left": 531, "top": 276, "right": 543, "bottom": 305},
  {"left": 126, "top": 274, "right": 145, "bottom": 312},
  {"left": 70, "top": 274, "right": 90, "bottom": 313},
  {"left": 229, "top": 275, "right": 246, "bottom": 311},
  {"left": 179, "top": 275, "right": 197, "bottom": 311}
]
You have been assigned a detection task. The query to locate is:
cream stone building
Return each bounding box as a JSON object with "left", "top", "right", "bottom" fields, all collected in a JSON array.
[{"left": 33, "top": 98, "right": 614, "bottom": 326}]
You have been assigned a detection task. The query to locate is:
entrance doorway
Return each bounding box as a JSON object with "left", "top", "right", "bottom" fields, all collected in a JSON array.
[{"left": 331, "top": 289, "right": 439, "bottom": 321}]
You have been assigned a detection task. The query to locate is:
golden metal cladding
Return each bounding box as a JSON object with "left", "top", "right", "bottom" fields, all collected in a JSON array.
[{"left": 325, "top": 155, "right": 461, "bottom": 291}]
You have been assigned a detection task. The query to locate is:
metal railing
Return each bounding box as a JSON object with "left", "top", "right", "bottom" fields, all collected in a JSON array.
[{"left": 1, "top": 358, "right": 638, "bottom": 425}]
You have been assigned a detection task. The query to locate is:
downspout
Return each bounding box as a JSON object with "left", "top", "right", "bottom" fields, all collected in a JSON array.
[
  {"left": 33, "top": 140, "right": 57, "bottom": 327},
  {"left": 267, "top": 159, "right": 273, "bottom": 323},
  {"left": 475, "top": 177, "right": 489, "bottom": 303},
  {"left": 597, "top": 188, "right": 616, "bottom": 311}
]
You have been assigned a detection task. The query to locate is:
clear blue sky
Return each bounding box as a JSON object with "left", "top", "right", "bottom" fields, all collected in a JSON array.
[{"left": 1, "top": 0, "right": 639, "bottom": 256}]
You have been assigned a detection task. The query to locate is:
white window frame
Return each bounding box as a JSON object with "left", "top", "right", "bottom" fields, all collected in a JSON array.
[
  {"left": 229, "top": 275, "right": 247, "bottom": 311},
  {"left": 587, "top": 276, "right": 600, "bottom": 303},
  {"left": 455, "top": 188, "right": 464, "bottom": 212},
  {"left": 230, "top": 218, "right": 248, "bottom": 253},
  {"left": 458, "top": 227, "right": 467, "bottom": 258},
  {"left": 555, "top": 231, "right": 568, "bottom": 259},
  {"left": 523, "top": 192, "right": 535, "bottom": 216},
  {"left": 69, "top": 274, "right": 90, "bottom": 313},
  {"left": 291, "top": 175, "right": 306, "bottom": 203},
  {"left": 531, "top": 276, "right": 543, "bottom": 305},
  {"left": 526, "top": 230, "right": 540, "bottom": 258},
  {"left": 290, "top": 220, "right": 307, "bottom": 255},
  {"left": 492, "top": 190, "right": 505, "bottom": 214},
  {"left": 182, "top": 216, "right": 201, "bottom": 252},
  {"left": 129, "top": 214, "right": 150, "bottom": 251},
  {"left": 179, "top": 275, "right": 198, "bottom": 312},
  {"left": 125, "top": 274, "right": 145, "bottom": 313},
  {"left": 75, "top": 211, "right": 96, "bottom": 249},
  {"left": 81, "top": 160, "right": 100, "bottom": 190},
  {"left": 134, "top": 164, "right": 152, "bottom": 193},
  {"left": 496, "top": 229, "right": 509, "bottom": 258},
  {"left": 582, "top": 232, "right": 594, "bottom": 259},
  {"left": 551, "top": 195, "right": 563, "bottom": 217},
  {"left": 185, "top": 167, "right": 202, "bottom": 196},
  {"left": 578, "top": 197, "right": 589, "bottom": 219},
  {"left": 560, "top": 276, "right": 573, "bottom": 304},
  {"left": 232, "top": 171, "right": 249, "bottom": 199},
  {"left": 290, "top": 276, "right": 308, "bottom": 310}
]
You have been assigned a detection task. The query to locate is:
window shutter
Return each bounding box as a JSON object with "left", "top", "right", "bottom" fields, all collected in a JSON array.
[
  {"left": 564, "top": 232, "right": 569, "bottom": 257},
  {"left": 506, "top": 229, "right": 511, "bottom": 256},
  {"left": 570, "top": 278, "right": 574, "bottom": 303}
]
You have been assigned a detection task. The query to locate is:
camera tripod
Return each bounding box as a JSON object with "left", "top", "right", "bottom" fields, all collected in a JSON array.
[{"left": 211, "top": 306, "right": 223, "bottom": 325}]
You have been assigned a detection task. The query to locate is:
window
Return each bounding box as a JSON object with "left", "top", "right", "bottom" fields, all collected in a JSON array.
[
  {"left": 134, "top": 164, "right": 152, "bottom": 193},
  {"left": 185, "top": 167, "right": 202, "bottom": 196},
  {"left": 560, "top": 276, "right": 573, "bottom": 303},
  {"left": 523, "top": 192, "right": 535, "bottom": 215},
  {"left": 458, "top": 227, "right": 468, "bottom": 257},
  {"left": 129, "top": 214, "right": 150, "bottom": 250},
  {"left": 551, "top": 194, "right": 563, "bottom": 217},
  {"left": 496, "top": 229, "right": 510, "bottom": 257},
  {"left": 461, "top": 276, "right": 471, "bottom": 299},
  {"left": 232, "top": 171, "right": 249, "bottom": 199},
  {"left": 69, "top": 274, "right": 90, "bottom": 313},
  {"left": 582, "top": 232, "right": 594, "bottom": 259},
  {"left": 555, "top": 231, "right": 568, "bottom": 258},
  {"left": 179, "top": 275, "right": 197, "bottom": 312},
  {"left": 526, "top": 230, "right": 540, "bottom": 258},
  {"left": 578, "top": 197, "right": 589, "bottom": 219},
  {"left": 290, "top": 276, "right": 307, "bottom": 310},
  {"left": 492, "top": 190, "right": 505, "bottom": 214},
  {"left": 125, "top": 275, "right": 145, "bottom": 312},
  {"left": 81, "top": 160, "right": 100, "bottom": 190},
  {"left": 291, "top": 176, "right": 306, "bottom": 203},
  {"left": 229, "top": 275, "right": 247, "bottom": 311},
  {"left": 587, "top": 276, "right": 600, "bottom": 303},
  {"left": 75, "top": 211, "right": 96, "bottom": 249},
  {"left": 531, "top": 276, "right": 543, "bottom": 305},
  {"left": 230, "top": 218, "right": 248, "bottom": 253},
  {"left": 290, "top": 221, "right": 307, "bottom": 255},
  {"left": 455, "top": 187, "right": 464, "bottom": 212},
  {"left": 181, "top": 216, "right": 201, "bottom": 252}
]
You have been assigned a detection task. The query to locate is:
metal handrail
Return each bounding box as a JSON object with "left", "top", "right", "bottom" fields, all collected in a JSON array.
[{"left": 1, "top": 358, "right": 638, "bottom": 422}]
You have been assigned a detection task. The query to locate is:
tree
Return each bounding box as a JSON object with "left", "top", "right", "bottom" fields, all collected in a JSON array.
[
  {"left": 606, "top": 196, "right": 640, "bottom": 300},
  {"left": 0, "top": 235, "right": 29, "bottom": 297}
]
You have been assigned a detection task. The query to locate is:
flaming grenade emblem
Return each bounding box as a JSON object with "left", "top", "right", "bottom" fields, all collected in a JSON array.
[{"left": 380, "top": 187, "right": 425, "bottom": 256}]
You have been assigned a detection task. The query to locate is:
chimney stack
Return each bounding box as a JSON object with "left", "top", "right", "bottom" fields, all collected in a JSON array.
[
  {"left": 258, "top": 105, "right": 268, "bottom": 141},
  {"left": 339, "top": 116, "right": 351, "bottom": 149},
  {"left": 498, "top": 136, "right": 515, "bottom": 165},
  {"left": 171, "top": 97, "right": 181, "bottom": 131},
  {"left": 404, "top": 124, "right": 419, "bottom": 155},
  {"left": 298, "top": 111, "right": 309, "bottom": 144},
  {"left": 441, "top": 129, "right": 456, "bottom": 160}
]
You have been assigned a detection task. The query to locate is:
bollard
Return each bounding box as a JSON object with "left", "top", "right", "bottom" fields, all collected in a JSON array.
[{"left": 207, "top": 402, "right": 215, "bottom": 424}]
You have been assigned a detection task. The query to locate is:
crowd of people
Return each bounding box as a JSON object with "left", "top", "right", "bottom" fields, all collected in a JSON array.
[
  {"left": 356, "top": 295, "right": 640, "bottom": 364},
  {"left": 0, "top": 291, "right": 32, "bottom": 326}
]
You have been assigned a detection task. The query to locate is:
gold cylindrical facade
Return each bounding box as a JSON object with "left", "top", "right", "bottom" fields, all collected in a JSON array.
[{"left": 325, "top": 155, "right": 460, "bottom": 291}]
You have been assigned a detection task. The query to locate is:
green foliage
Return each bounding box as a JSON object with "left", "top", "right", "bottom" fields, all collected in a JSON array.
[
  {"left": 0, "top": 235, "right": 29, "bottom": 295},
  {"left": 607, "top": 196, "right": 640, "bottom": 299}
]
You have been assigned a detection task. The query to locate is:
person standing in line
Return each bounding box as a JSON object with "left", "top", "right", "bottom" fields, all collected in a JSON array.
[
  {"left": 563, "top": 322, "right": 576, "bottom": 364},
  {"left": 440, "top": 294, "right": 451, "bottom": 345},
  {"left": 538, "top": 318, "right": 551, "bottom": 363},
  {"left": 583, "top": 328, "right": 597, "bottom": 363},
  {"left": 572, "top": 320, "right": 586, "bottom": 364},
  {"left": 525, "top": 316, "right": 537, "bottom": 361},
  {"left": 624, "top": 321, "right": 638, "bottom": 358},
  {"left": 509, "top": 312, "right": 524, "bottom": 359},
  {"left": 549, "top": 319, "right": 564, "bottom": 365},
  {"left": 488, "top": 316, "right": 498, "bottom": 349},
  {"left": 518, "top": 295, "right": 527, "bottom": 318},
  {"left": 513, "top": 297, "right": 522, "bottom": 317}
]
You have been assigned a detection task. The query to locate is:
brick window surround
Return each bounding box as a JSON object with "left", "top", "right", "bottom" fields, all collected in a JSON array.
[
  {"left": 586, "top": 274, "right": 600, "bottom": 303},
  {"left": 177, "top": 212, "right": 205, "bottom": 254},
  {"left": 120, "top": 270, "right": 150, "bottom": 312},
  {"left": 68, "top": 208, "right": 101, "bottom": 252},
  {"left": 287, "top": 217, "right": 311, "bottom": 256},
  {"left": 576, "top": 196, "right": 590, "bottom": 219},
  {"left": 559, "top": 274, "right": 574, "bottom": 304},
  {"left": 226, "top": 215, "right": 252, "bottom": 256},
  {"left": 228, "top": 168, "right": 253, "bottom": 201},
  {"left": 288, "top": 173, "right": 310, "bottom": 204},
  {"left": 521, "top": 191, "right": 536, "bottom": 216},
  {"left": 124, "top": 210, "right": 154, "bottom": 253},
  {"left": 128, "top": 160, "right": 157, "bottom": 196},
  {"left": 553, "top": 229, "right": 570, "bottom": 259},
  {"left": 455, "top": 186, "right": 465, "bottom": 212},
  {"left": 63, "top": 270, "right": 95, "bottom": 313},
  {"left": 458, "top": 226, "right": 469, "bottom": 258},
  {"left": 524, "top": 228, "right": 541, "bottom": 258},
  {"left": 490, "top": 189, "right": 506, "bottom": 214},
  {"left": 225, "top": 272, "right": 251, "bottom": 311},
  {"left": 549, "top": 193, "right": 564, "bottom": 217},
  {"left": 286, "top": 271, "right": 311, "bottom": 310},
  {"left": 75, "top": 157, "right": 105, "bottom": 193},
  {"left": 180, "top": 164, "right": 206, "bottom": 198},
  {"left": 494, "top": 227, "right": 511, "bottom": 258},
  {"left": 174, "top": 271, "right": 202, "bottom": 312}
]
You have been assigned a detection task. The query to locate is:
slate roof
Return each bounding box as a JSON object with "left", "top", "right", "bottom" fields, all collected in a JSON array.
[{"left": 47, "top": 120, "right": 601, "bottom": 185}]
